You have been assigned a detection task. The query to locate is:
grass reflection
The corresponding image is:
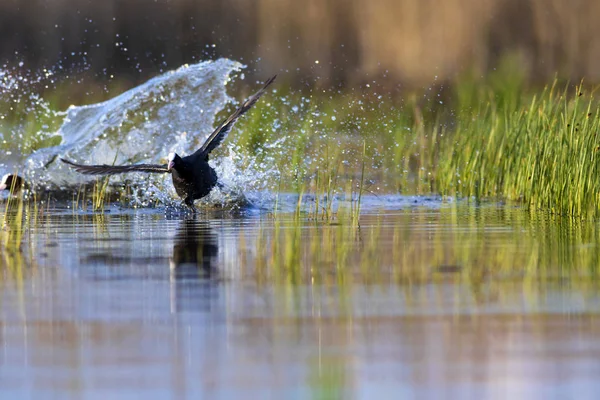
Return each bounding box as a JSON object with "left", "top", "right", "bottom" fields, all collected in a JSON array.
[
  {"left": 1, "top": 197, "right": 39, "bottom": 321},
  {"left": 1, "top": 204, "right": 600, "bottom": 396},
  {"left": 242, "top": 205, "right": 600, "bottom": 289}
]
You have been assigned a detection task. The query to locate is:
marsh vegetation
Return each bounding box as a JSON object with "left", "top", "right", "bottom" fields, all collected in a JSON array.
[
  {"left": 3, "top": 58, "right": 600, "bottom": 397},
  {"left": 4, "top": 63, "right": 600, "bottom": 218}
]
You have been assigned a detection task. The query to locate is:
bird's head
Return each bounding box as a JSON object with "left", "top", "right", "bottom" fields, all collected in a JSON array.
[
  {"left": 0, "top": 174, "right": 26, "bottom": 193},
  {"left": 167, "top": 152, "right": 181, "bottom": 171}
]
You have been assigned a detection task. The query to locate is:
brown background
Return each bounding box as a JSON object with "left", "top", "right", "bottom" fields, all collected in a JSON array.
[{"left": 1, "top": 0, "right": 599, "bottom": 87}]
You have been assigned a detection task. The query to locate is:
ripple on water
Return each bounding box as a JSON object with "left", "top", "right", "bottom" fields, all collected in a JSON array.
[{"left": 2, "top": 204, "right": 600, "bottom": 397}]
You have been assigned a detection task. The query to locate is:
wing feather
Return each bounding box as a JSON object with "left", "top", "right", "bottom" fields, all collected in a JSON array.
[
  {"left": 61, "top": 158, "right": 169, "bottom": 175},
  {"left": 195, "top": 75, "right": 277, "bottom": 156}
]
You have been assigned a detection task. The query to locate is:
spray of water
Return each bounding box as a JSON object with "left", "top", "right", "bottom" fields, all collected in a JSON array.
[
  {"left": 1, "top": 59, "right": 281, "bottom": 208},
  {"left": 1, "top": 63, "right": 64, "bottom": 173}
]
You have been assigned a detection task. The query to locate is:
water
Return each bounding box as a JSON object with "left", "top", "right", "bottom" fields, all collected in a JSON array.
[
  {"left": 2, "top": 200, "right": 600, "bottom": 399},
  {"left": 1, "top": 59, "right": 277, "bottom": 206},
  {"left": 2, "top": 61, "right": 600, "bottom": 398}
]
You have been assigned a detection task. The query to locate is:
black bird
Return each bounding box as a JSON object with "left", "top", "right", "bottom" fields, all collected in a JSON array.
[
  {"left": 0, "top": 174, "right": 27, "bottom": 194},
  {"left": 61, "top": 75, "right": 277, "bottom": 212}
]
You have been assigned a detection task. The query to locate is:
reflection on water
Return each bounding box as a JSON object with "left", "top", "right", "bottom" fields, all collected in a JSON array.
[
  {"left": 171, "top": 219, "right": 219, "bottom": 278},
  {"left": 170, "top": 219, "right": 219, "bottom": 313},
  {"left": 1, "top": 201, "right": 600, "bottom": 398}
]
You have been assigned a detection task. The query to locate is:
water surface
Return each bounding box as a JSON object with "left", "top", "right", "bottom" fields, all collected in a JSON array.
[{"left": 2, "top": 199, "right": 600, "bottom": 399}]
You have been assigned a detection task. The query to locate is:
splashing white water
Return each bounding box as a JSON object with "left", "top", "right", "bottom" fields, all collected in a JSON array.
[
  {"left": 1, "top": 64, "right": 64, "bottom": 174},
  {"left": 1, "top": 59, "right": 280, "bottom": 207}
]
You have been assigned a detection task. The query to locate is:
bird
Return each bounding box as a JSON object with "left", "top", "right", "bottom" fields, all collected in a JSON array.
[
  {"left": 61, "top": 75, "right": 277, "bottom": 212},
  {"left": 0, "top": 174, "right": 27, "bottom": 194}
]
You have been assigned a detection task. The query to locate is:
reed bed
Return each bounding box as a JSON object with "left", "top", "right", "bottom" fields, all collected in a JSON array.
[
  {"left": 435, "top": 80, "right": 600, "bottom": 218},
  {"left": 230, "top": 73, "right": 600, "bottom": 219},
  {"left": 4, "top": 69, "right": 600, "bottom": 218}
]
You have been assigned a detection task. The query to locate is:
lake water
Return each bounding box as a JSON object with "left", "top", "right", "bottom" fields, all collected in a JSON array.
[{"left": 2, "top": 197, "right": 600, "bottom": 399}]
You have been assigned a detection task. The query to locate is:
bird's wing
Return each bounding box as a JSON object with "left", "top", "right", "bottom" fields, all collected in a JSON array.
[
  {"left": 194, "top": 75, "right": 277, "bottom": 157},
  {"left": 61, "top": 158, "right": 169, "bottom": 175}
]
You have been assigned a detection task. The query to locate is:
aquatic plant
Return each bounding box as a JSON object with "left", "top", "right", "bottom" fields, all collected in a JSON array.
[
  {"left": 435, "top": 80, "right": 600, "bottom": 217},
  {"left": 3, "top": 61, "right": 600, "bottom": 218},
  {"left": 232, "top": 75, "right": 600, "bottom": 218}
]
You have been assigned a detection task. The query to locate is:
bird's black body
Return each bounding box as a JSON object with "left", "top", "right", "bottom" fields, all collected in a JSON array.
[
  {"left": 61, "top": 75, "right": 276, "bottom": 212},
  {"left": 169, "top": 152, "right": 218, "bottom": 209}
]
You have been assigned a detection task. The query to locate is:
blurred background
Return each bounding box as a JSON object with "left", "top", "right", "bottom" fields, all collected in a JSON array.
[{"left": 2, "top": 0, "right": 600, "bottom": 88}]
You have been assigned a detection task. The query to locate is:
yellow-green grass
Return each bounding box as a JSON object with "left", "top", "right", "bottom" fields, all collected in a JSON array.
[
  {"left": 234, "top": 205, "right": 600, "bottom": 290},
  {"left": 230, "top": 75, "right": 600, "bottom": 218},
  {"left": 4, "top": 70, "right": 600, "bottom": 218}
]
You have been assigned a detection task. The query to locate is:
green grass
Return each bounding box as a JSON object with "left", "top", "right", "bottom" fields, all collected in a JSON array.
[
  {"left": 4, "top": 66, "right": 600, "bottom": 218},
  {"left": 227, "top": 72, "right": 600, "bottom": 218},
  {"left": 435, "top": 80, "right": 600, "bottom": 217}
]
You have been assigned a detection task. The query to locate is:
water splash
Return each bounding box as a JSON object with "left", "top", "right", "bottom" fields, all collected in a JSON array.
[
  {"left": 0, "top": 64, "right": 64, "bottom": 175},
  {"left": 0, "top": 59, "right": 287, "bottom": 208},
  {"left": 28, "top": 59, "right": 240, "bottom": 183}
]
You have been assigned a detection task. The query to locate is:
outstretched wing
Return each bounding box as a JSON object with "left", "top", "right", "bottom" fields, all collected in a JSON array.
[
  {"left": 194, "top": 75, "right": 277, "bottom": 157},
  {"left": 61, "top": 158, "right": 169, "bottom": 175}
]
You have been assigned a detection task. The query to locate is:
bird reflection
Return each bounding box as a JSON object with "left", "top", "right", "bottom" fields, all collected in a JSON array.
[{"left": 170, "top": 218, "right": 219, "bottom": 313}]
